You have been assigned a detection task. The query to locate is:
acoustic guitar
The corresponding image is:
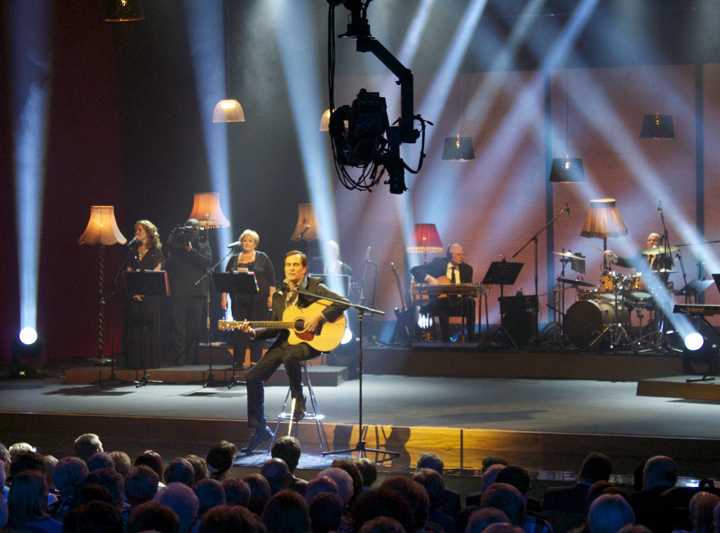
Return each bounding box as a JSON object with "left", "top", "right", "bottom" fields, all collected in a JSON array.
[{"left": 218, "top": 299, "right": 346, "bottom": 352}]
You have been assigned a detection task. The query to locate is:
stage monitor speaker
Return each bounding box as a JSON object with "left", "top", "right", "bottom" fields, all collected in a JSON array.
[{"left": 499, "top": 295, "right": 538, "bottom": 347}]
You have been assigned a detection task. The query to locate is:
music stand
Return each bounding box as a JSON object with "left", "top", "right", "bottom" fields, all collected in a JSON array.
[
  {"left": 123, "top": 270, "right": 170, "bottom": 387},
  {"left": 213, "top": 272, "right": 259, "bottom": 389},
  {"left": 482, "top": 261, "right": 523, "bottom": 348}
]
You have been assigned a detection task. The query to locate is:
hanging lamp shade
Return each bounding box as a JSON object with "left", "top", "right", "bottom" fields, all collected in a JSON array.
[
  {"left": 580, "top": 199, "right": 628, "bottom": 239},
  {"left": 320, "top": 109, "right": 331, "bottom": 132},
  {"left": 105, "top": 0, "right": 145, "bottom": 21},
  {"left": 442, "top": 135, "right": 475, "bottom": 161},
  {"left": 549, "top": 156, "right": 585, "bottom": 183},
  {"left": 213, "top": 99, "right": 245, "bottom": 123},
  {"left": 187, "top": 193, "right": 230, "bottom": 228},
  {"left": 290, "top": 204, "right": 322, "bottom": 242},
  {"left": 78, "top": 206, "right": 127, "bottom": 245},
  {"left": 640, "top": 113, "right": 675, "bottom": 139}
]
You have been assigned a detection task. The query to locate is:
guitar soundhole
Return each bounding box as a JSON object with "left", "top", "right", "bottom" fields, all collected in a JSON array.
[{"left": 294, "top": 319, "right": 305, "bottom": 332}]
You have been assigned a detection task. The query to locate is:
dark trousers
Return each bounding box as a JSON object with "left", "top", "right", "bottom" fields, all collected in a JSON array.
[
  {"left": 169, "top": 294, "right": 205, "bottom": 365},
  {"left": 232, "top": 296, "right": 268, "bottom": 364},
  {"left": 425, "top": 296, "right": 476, "bottom": 343},
  {"left": 245, "top": 340, "right": 319, "bottom": 429}
]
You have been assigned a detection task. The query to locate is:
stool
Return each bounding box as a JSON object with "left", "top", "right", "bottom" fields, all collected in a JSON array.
[{"left": 269, "top": 362, "right": 330, "bottom": 454}]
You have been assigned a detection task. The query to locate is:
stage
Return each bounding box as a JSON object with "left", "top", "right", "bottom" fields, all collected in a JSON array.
[{"left": 2, "top": 343, "right": 720, "bottom": 503}]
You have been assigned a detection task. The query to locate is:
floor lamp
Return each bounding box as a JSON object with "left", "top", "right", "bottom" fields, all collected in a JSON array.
[
  {"left": 580, "top": 198, "right": 628, "bottom": 270},
  {"left": 407, "top": 224, "right": 443, "bottom": 264},
  {"left": 78, "top": 206, "right": 127, "bottom": 386}
]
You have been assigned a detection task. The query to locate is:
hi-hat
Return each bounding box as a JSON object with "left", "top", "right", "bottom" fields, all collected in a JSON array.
[
  {"left": 641, "top": 245, "right": 677, "bottom": 255},
  {"left": 553, "top": 251, "right": 584, "bottom": 260}
]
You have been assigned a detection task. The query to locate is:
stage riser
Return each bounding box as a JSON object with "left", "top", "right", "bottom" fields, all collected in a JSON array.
[
  {"left": 2, "top": 412, "right": 717, "bottom": 480},
  {"left": 637, "top": 376, "right": 720, "bottom": 400},
  {"left": 363, "top": 348, "right": 683, "bottom": 381},
  {"left": 64, "top": 366, "right": 347, "bottom": 387}
]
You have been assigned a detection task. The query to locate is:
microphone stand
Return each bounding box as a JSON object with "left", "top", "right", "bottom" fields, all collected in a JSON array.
[
  {"left": 292, "top": 287, "right": 397, "bottom": 462},
  {"left": 193, "top": 249, "right": 236, "bottom": 388},
  {"left": 513, "top": 206, "right": 570, "bottom": 300}
]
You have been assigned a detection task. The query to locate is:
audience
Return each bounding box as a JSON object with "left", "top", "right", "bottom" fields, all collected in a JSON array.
[
  {"left": 6, "top": 471, "right": 63, "bottom": 532},
  {"left": 7, "top": 431, "right": 712, "bottom": 533},
  {"left": 243, "top": 473, "right": 271, "bottom": 517},
  {"left": 262, "top": 490, "right": 310, "bottom": 533},
  {"left": 588, "top": 493, "right": 635, "bottom": 533},
  {"left": 206, "top": 441, "right": 237, "bottom": 481},
  {"left": 309, "top": 492, "right": 344, "bottom": 533},
  {"left": 164, "top": 458, "right": 195, "bottom": 488},
  {"left": 271, "top": 436, "right": 308, "bottom": 495},
  {"left": 73, "top": 435, "right": 102, "bottom": 462},
  {"left": 221, "top": 477, "right": 250, "bottom": 507},
  {"left": 153, "top": 482, "right": 199, "bottom": 533},
  {"left": 543, "top": 453, "right": 613, "bottom": 515}
]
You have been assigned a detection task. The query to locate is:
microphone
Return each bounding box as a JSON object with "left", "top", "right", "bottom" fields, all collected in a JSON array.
[
  {"left": 227, "top": 240, "right": 242, "bottom": 248},
  {"left": 298, "top": 225, "right": 311, "bottom": 239},
  {"left": 565, "top": 203, "right": 571, "bottom": 218},
  {"left": 127, "top": 236, "right": 139, "bottom": 247},
  {"left": 658, "top": 201, "right": 663, "bottom": 213}
]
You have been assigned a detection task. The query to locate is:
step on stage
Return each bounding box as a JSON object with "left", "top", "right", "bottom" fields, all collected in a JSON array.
[{"left": 3, "top": 343, "right": 719, "bottom": 491}]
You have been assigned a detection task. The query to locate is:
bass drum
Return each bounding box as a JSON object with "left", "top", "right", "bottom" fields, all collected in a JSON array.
[{"left": 564, "top": 300, "right": 631, "bottom": 349}]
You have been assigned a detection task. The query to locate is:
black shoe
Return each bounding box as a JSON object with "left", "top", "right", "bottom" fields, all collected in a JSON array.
[
  {"left": 293, "top": 395, "right": 307, "bottom": 422},
  {"left": 241, "top": 427, "right": 274, "bottom": 454}
]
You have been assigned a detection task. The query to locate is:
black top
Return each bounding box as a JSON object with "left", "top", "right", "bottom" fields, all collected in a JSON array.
[
  {"left": 128, "top": 246, "right": 164, "bottom": 271},
  {"left": 166, "top": 241, "right": 212, "bottom": 296},
  {"left": 226, "top": 251, "right": 276, "bottom": 299}
]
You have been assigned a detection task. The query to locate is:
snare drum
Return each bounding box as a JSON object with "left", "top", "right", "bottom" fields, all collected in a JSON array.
[{"left": 564, "top": 300, "right": 631, "bottom": 349}]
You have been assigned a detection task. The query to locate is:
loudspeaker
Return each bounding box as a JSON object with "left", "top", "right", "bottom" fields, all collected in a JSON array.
[{"left": 499, "top": 295, "right": 538, "bottom": 346}]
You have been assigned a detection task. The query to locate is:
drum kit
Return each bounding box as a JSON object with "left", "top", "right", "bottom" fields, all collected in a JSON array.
[{"left": 548, "top": 248, "right": 678, "bottom": 351}]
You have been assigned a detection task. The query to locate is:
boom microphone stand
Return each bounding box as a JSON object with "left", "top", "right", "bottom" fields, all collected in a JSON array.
[{"left": 292, "top": 287, "right": 397, "bottom": 462}]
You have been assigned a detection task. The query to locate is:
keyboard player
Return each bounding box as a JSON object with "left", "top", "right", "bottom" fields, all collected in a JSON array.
[{"left": 410, "top": 243, "right": 475, "bottom": 343}]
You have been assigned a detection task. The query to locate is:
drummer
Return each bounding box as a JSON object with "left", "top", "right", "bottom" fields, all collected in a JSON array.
[{"left": 604, "top": 233, "right": 674, "bottom": 273}]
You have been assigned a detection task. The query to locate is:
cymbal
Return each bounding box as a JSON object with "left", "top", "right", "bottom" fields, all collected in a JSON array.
[
  {"left": 553, "top": 251, "right": 585, "bottom": 260},
  {"left": 558, "top": 277, "right": 597, "bottom": 288},
  {"left": 641, "top": 245, "right": 677, "bottom": 255},
  {"left": 657, "top": 269, "right": 677, "bottom": 274}
]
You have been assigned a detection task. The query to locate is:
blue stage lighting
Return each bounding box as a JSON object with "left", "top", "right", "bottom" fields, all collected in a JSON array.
[
  {"left": 19, "top": 327, "right": 38, "bottom": 345},
  {"left": 684, "top": 332, "right": 704, "bottom": 352},
  {"left": 11, "top": 331, "right": 46, "bottom": 379}
]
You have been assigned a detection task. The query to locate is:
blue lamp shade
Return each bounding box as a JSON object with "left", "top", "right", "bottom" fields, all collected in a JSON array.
[
  {"left": 549, "top": 157, "right": 585, "bottom": 183},
  {"left": 640, "top": 114, "right": 675, "bottom": 139},
  {"left": 442, "top": 136, "right": 475, "bottom": 161}
]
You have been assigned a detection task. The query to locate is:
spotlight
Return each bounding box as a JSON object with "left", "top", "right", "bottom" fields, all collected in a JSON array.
[
  {"left": 11, "top": 330, "right": 46, "bottom": 379},
  {"left": 681, "top": 319, "right": 719, "bottom": 382}
]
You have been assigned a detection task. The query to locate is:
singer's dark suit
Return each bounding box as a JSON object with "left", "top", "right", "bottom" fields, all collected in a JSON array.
[
  {"left": 410, "top": 258, "right": 474, "bottom": 343},
  {"left": 246, "top": 276, "right": 349, "bottom": 429}
]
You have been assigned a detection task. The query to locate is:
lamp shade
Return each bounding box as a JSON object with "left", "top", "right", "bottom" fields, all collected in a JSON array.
[
  {"left": 187, "top": 193, "right": 231, "bottom": 228},
  {"left": 407, "top": 224, "right": 443, "bottom": 254},
  {"left": 290, "top": 204, "right": 322, "bottom": 242},
  {"left": 320, "top": 109, "right": 331, "bottom": 132},
  {"left": 549, "top": 157, "right": 585, "bottom": 183},
  {"left": 105, "top": 0, "right": 145, "bottom": 21},
  {"left": 442, "top": 135, "right": 475, "bottom": 161},
  {"left": 640, "top": 114, "right": 674, "bottom": 139},
  {"left": 213, "top": 99, "right": 245, "bottom": 123},
  {"left": 580, "top": 199, "right": 628, "bottom": 239},
  {"left": 78, "top": 206, "right": 127, "bottom": 246}
]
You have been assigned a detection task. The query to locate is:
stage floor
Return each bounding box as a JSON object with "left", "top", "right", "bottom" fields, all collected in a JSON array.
[{"left": 1, "top": 372, "right": 720, "bottom": 485}]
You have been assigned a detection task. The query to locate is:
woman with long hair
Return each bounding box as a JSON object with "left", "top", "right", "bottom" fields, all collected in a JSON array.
[
  {"left": 6, "top": 471, "right": 63, "bottom": 532},
  {"left": 125, "top": 220, "right": 165, "bottom": 370}
]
